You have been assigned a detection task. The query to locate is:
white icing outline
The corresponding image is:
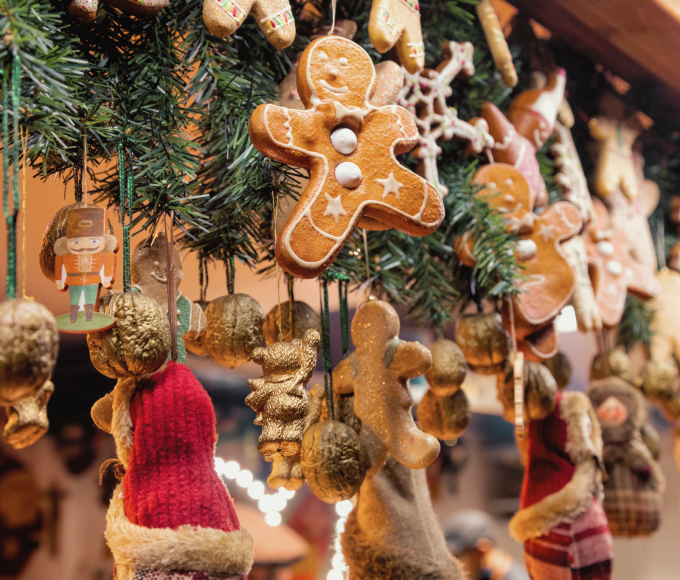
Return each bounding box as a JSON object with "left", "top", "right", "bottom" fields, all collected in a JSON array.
[
  {"left": 259, "top": 5, "right": 293, "bottom": 26},
  {"left": 320, "top": 80, "right": 348, "bottom": 93}
]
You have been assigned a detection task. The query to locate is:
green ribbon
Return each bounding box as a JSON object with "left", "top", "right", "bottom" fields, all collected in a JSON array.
[
  {"left": 226, "top": 255, "right": 235, "bottom": 295},
  {"left": 321, "top": 278, "right": 335, "bottom": 421},
  {"left": 118, "top": 137, "right": 136, "bottom": 293},
  {"left": 3, "top": 53, "right": 20, "bottom": 300}
]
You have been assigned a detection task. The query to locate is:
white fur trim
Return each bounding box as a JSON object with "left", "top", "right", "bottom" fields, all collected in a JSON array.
[{"left": 106, "top": 486, "right": 254, "bottom": 576}]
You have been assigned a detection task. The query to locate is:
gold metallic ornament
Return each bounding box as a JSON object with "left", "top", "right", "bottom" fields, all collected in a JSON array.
[
  {"left": 39, "top": 202, "right": 114, "bottom": 282},
  {"left": 417, "top": 388, "right": 470, "bottom": 441},
  {"left": 263, "top": 300, "right": 322, "bottom": 347},
  {"left": 246, "top": 329, "right": 320, "bottom": 457},
  {"left": 91, "top": 392, "right": 114, "bottom": 433},
  {"left": 87, "top": 292, "right": 170, "bottom": 378},
  {"left": 640, "top": 359, "right": 678, "bottom": 403},
  {"left": 0, "top": 299, "right": 59, "bottom": 407},
  {"left": 300, "top": 420, "right": 368, "bottom": 503},
  {"left": 267, "top": 453, "right": 304, "bottom": 491},
  {"left": 3, "top": 380, "right": 55, "bottom": 449},
  {"left": 455, "top": 312, "right": 509, "bottom": 373},
  {"left": 590, "top": 349, "right": 634, "bottom": 384},
  {"left": 184, "top": 300, "right": 209, "bottom": 357},
  {"left": 425, "top": 339, "right": 467, "bottom": 396},
  {"left": 205, "top": 294, "right": 264, "bottom": 368}
]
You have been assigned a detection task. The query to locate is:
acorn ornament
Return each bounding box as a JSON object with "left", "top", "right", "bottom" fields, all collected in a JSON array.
[
  {"left": 245, "top": 329, "right": 320, "bottom": 457},
  {"left": 86, "top": 292, "right": 171, "bottom": 379},
  {"left": 455, "top": 312, "right": 510, "bottom": 374},
  {"left": 263, "top": 300, "right": 322, "bottom": 347},
  {"left": 205, "top": 293, "right": 264, "bottom": 368}
]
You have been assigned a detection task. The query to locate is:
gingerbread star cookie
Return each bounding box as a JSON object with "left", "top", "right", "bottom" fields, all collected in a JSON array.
[
  {"left": 249, "top": 36, "right": 445, "bottom": 279},
  {"left": 368, "top": 0, "right": 425, "bottom": 73},
  {"left": 584, "top": 198, "right": 660, "bottom": 328}
]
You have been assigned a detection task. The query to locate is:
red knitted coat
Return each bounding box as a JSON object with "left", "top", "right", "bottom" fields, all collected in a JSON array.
[
  {"left": 123, "top": 362, "right": 240, "bottom": 531},
  {"left": 106, "top": 362, "right": 253, "bottom": 580}
]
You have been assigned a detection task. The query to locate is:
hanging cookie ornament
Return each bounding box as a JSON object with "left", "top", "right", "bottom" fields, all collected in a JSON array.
[
  {"left": 68, "top": 0, "right": 168, "bottom": 22},
  {"left": 471, "top": 69, "right": 566, "bottom": 209},
  {"left": 204, "top": 292, "right": 264, "bottom": 368},
  {"left": 131, "top": 233, "right": 207, "bottom": 363},
  {"left": 202, "top": 0, "right": 294, "bottom": 48},
  {"left": 476, "top": 0, "right": 517, "bottom": 88},
  {"left": 584, "top": 198, "right": 660, "bottom": 328},
  {"left": 649, "top": 265, "right": 680, "bottom": 364},
  {"left": 332, "top": 298, "right": 440, "bottom": 469},
  {"left": 368, "top": 0, "right": 424, "bottom": 73},
  {"left": 589, "top": 378, "right": 664, "bottom": 537},
  {"left": 249, "top": 36, "right": 445, "bottom": 279},
  {"left": 396, "top": 41, "right": 494, "bottom": 194},
  {"left": 457, "top": 164, "right": 581, "bottom": 360},
  {"left": 454, "top": 311, "right": 510, "bottom": 374},
  {"left": 563, "top": 236, "right": 602, "bottom": 332},
  {"left": 245, "top": 329, "right": 320, "bottom": 457}
]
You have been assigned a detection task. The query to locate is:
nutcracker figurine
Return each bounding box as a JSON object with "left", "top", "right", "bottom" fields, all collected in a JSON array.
[{"left": 53, "top": 206, "right": 118, "bottom": 332}]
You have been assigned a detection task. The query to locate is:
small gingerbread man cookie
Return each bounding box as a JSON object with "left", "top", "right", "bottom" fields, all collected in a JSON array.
[
  {"left": 249, "top": 36, "right": 445, "bottom": 278},
  {"left": 203, "top": 0, "right": 295, "bottom": 49},
  {"left": 476, "top": 0, "right": 517, "bottom": 88},
  {"left": 584, "top": 198, "right": 660, "bottom": 328},
  {"left": 368, "top": 0, "right": 425, "bottom": 73}
]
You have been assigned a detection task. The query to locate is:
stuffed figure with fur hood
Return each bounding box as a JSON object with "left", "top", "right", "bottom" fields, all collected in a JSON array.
[
  {"left": 589, "top": 377, "right": 664, "bottom": 537},
  {"left": 500, "top": 364, "right": 613, "bottom": 580},
  {"left": 89, "top": 302, "right": 253, "bottom": 580}
]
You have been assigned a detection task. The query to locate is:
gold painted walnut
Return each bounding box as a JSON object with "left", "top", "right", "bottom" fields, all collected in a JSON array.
[
  {"left": 0, "top": 299, "right": 59, "bottom": 407},
  {"left": 87, "top": 292, "right": 170, "bottom": 378},
  {"left": 246, "top": 329, "right": 320, "bottom": 457},
  {"left": 455, "top": 312, "right": 509, "bottom": 374},
  {"left": 264, "top": 300, "right": 322, "bottom": 347}
]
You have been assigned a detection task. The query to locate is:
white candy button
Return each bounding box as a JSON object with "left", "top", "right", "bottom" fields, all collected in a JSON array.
[
  {"left": 331, "top": 128, "right": 358, "bottom": 155},
  {"left": 335, "top": 162, "right": 362, "bottom": 188},
  {"left": 596, "top": 241, "right": 614, "bottom": 257},
  {"left": 516, "top": 239, "right": 538, "bottom": 260},
  {"left": 606, "top": 260, "right": 622, "bottom": 276}
]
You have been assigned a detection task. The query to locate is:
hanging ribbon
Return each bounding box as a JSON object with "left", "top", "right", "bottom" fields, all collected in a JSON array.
[
  {"left": 21, "top": 126, "right": 31, "bottom": 300},
  {"left": 165, "top": 211, "right": 178, "bottom": 362},
  {"left": 226, "top": 255, "right": 235, "bottom": 295},
  {"left": 507, "top": 297, "right": 525, "bottom": 440},
  {"left": 287, "top": 274, "right": 295, "bottom": 339},
  {"left": 3, "top": 52, "right": 21, "bottom": 300},
  {"left": 118, "top": 137, "right": 136, "bottom": 292},
  {"left": 336, "top": 273, "right": 350, "bottom": 357},
  {"left": 320, "top": 278, "right": 335, "bottom": 421}
]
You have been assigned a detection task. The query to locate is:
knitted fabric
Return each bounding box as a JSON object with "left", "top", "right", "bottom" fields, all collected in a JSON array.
[
  {"left": 123, "top": 362, "right": 239, "bottom": 532},
  {"left": 521, "top": 393, "right": 576, "bottom": 509},
  {"left": 124, "top": 569, "right": 246, "bottom": 580},
  {"left": 524, "top": 499, "right": 613, "bottom": 580}
]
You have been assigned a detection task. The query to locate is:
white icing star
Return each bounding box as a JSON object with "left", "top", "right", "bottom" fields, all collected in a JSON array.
[
  {"left": 377, "top": 172, "right": 404, "bottom": 199},
  {"left": 323, "top": 193, "right": 347, "bottom": 223},
  {"left": 537, "top": 223, "right": 555, "bottom": 241}
]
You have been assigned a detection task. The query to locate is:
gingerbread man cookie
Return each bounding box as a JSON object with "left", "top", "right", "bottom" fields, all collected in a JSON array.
[
  {"left": 584, "top": 198, "right": 660, "bottom": 328},
  {"left": 562, "top": 236, "right": 602, "bottom": 332},
  {"left": 332, "top": 298, "right": 440, "bottom": 470},
  {"left": 203, "top": 0, "right": 294, "bottom": 49},
  {"left": 476, "top": 0, "right": 517, "bottom": 88},
  {"left": 589, "top": 94, "right": 643, "bottom": 200},
  {"left": 458, "top": 164, "right": 581, "bottom": 360},
  {"left": 249, "top": 36, "right": 445, "bottom": 278},
  {"left": 397, "top": 41, "right": 494, "bottom": 195},
  {"left": 368, "top": 0, "right": 424, "bottom": 73}
]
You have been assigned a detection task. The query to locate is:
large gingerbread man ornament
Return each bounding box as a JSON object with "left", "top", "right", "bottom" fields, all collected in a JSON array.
[
  {"left": 584, "top": 198, "right": 660, "bottom": 328},
  {"left": 368, "top": 0, "right": 424, "bottom": 74},
  {"left": 249, "top": 36, "right": 444, "bottom": 279},
  {"left": 457, "top": 164, "right": 581, "bottom": 360},
  {"left": 333, "top": 298, "right": 440, "bottom": 471}
]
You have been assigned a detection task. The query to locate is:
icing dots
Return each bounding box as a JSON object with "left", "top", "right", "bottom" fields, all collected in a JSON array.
[
  {"left": 606, "top": 260, "right": 622, "bottom": 276},
  {"left": 331, "top": 128, "right": 358, "bottom": 155},
  {"left": 339, "top": 57, "right": 348, "bottom": 66},
  {"left": 516, "top": 239, "right": 537, "bottom": 260},
  {"left": 596, "top": 240, "right": 614, "bottom": 257},
  {"left": 336, "top": 162, "right": 362, "bottom": 188},
  {"left": 319, "top": 52, "right": 328, "bottom": 61}
]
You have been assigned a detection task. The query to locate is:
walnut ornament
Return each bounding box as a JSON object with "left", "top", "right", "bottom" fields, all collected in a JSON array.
[
  {"left": 3, "top": 381, "right": 54, "bottom": 449},
  {"left": 0, "top": 299, "right": 59, "bottom": 407},
  {"left": 246, "top": 329, "right": 320, "bottom": 457},
  {"left": 455, "top": 312, "right": 509, "bottom": 373},
  {"left": 86, "top": 292, "right": 171, "bottom": 378},
  {"left": 205, "top": 293, "right": 264, "bottom": 368},
  {"left": 590, "top": 349, "right": 635, "bottom": 384},
  {"left": 417, "top": 388, "right": 470, "bottom": 441},
  {"left": 424, "top": 339, "right": 467, "bottom": 396},
  {"left": 263, "top": 300, "right": 321, "bottom": 346},
  {"left": 498, "top": 361, "right": 557, "bottom": 423}
]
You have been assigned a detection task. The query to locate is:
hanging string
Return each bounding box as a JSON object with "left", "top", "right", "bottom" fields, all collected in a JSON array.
[
  {"left": 82, "top": 130, "right": 88, "bottom": 204},
  {"left": 3, "top": 52, "right": 21, "bottom": 300},
  {"left": 330, "top": 0, "right": 337, "bottom": 34},
  {"left": 199, "top": 258, "right": 208, "bottom": 302},
  {"left": 165, "top": 211, "right": 178, "bottom": 362},
  {"left": 320, "top": 278, "right": 335, "bottom": 421},
  {"left": 74, "top": 164, "right": 83, "bottom": 203},
  {"left": 287, "top": 274, "right": 295, "bottom": 340},
  {"left": 226, "top": 255, "right": 235, "bottom": 295},
  {"left": 272, "top": 191, "right": 283, "bottom": 341},
  {"left": 21, "top": 126, "right": 31, "bottom": 300},
  {"left": 118, "top": 137, "right": 135, "bottom": 292},
  {"left": 337, "top": 273, "right": 350, "bottom": 356}
]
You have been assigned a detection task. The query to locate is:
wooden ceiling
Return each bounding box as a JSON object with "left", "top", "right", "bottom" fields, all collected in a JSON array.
[{"left": 505, "top": 0, "right": 680, "bottom": 109}]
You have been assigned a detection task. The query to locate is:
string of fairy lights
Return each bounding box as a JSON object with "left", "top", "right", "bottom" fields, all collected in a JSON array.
[{"left": 215, "top": 456, "right": 354, "bottom": 579}]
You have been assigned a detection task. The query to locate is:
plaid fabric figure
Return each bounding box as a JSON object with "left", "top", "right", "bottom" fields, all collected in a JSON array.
[
  {"left": 126, "top": 569, "right": 246, "bottom": 579},
  {"left": 525, "top": 499, "right": 613, "bottom": 580}
]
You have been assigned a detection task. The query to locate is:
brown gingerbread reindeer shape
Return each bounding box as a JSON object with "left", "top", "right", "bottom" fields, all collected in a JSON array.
[
  {"left": 457, "top": 164, "right": 581, "bottom": 361},
  {"left": 249, "top": 36, "right": 444, "bottom": 279},
  {"left": 470, "top": 69, "right": 566, "bottom": 209},
  {"left": 584, "top": 198, "right": 660, "bottom": 328}
]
